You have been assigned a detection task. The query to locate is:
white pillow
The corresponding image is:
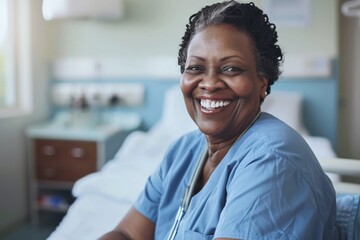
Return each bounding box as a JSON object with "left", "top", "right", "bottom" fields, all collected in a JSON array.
[
  {"left": 159, "top": 84, "right": 197, "bottom": 135},
  {"left": 261, "top": 91, "right": 307, "bottom": 134},
  {"left": 161, "top": 87, "right": 306, "bottom": 135}
]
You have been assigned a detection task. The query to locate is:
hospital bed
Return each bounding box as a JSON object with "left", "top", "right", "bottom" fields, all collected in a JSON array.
[{"left": 47, "top": 86, "right": 360, "bottom": 240}]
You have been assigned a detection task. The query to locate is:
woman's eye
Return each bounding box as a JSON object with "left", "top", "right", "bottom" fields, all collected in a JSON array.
[
  {"left": 222, "top": 66, "right": 242, "bottom": 74},
  {"left": 185, "top": 65, "right": 204, "bottom": 73}
]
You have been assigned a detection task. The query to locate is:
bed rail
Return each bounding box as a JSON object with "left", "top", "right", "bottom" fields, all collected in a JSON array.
[{"left": 319, "top": 157, "right": 360, "bottom": 195}]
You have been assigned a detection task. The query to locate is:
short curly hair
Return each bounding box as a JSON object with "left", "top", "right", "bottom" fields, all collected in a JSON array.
[{"left": 178, "top": 1, "right": 283, "bottom": 95}]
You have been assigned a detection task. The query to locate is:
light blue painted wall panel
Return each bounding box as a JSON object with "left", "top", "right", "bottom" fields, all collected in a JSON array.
[{"left": 273, "top": 78, "right": 338, "bottom": 148}]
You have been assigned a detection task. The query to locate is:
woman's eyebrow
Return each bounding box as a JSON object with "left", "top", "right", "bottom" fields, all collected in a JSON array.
[
  {"left": 219, "top": 55, "right": 246, "bottom": 62},
  {"left": 188, "top": 55, "right": 246, "bottom": 62},
  {"left": 188, "top": 55, "right": 206, "bottom": 62}
]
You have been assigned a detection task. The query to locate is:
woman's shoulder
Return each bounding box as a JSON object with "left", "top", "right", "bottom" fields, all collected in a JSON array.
[
  {"left": 256, "top": 112, "right": 298, "bottom": 132},
  {"left": 232, "top": 112, "right": 333, "bottom": 192},
  {"left": 233, "top": 112, "right": 320, "bottom": 175},
  {"left": 247, "top": 112, "right": 307, "bottom": 148}
]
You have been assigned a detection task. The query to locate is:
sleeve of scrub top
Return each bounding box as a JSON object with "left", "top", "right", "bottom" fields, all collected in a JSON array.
[
  {"left": 214, "top": 151, "right": 326, "bottom": 240},
  {"left": 133, "top": 156, "right": 168, "bottom": 223}
]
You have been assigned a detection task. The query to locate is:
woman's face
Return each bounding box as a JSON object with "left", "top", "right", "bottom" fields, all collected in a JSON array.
[{"left": 180, "top": 24, "right": 268, "bottom": 142}]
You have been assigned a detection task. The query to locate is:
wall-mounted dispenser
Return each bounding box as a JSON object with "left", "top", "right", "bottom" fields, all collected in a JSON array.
[{"left": 42, "top": 0, "right": 125, "bottom": 21}]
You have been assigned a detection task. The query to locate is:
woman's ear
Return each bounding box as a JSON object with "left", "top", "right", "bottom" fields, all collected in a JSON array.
[{"left": 259, "top": 74, "right": 269, "bottom": 100}]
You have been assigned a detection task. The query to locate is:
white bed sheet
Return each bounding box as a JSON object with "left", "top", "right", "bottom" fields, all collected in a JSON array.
[
  {"left": 47, "top": 87, "right": 338, "bottom": 240},
  {"left": 47, "top": 195, "right": 129, "bottom": 240}
]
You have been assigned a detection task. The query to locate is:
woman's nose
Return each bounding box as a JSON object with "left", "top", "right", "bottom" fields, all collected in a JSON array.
[{"left": 198, "top": 70, "right": 225, "bottom": 91}]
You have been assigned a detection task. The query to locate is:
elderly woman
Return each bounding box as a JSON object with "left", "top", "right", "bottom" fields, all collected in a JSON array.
[{"left": 100, "top": 1, "right": 337, "bottom": 239}]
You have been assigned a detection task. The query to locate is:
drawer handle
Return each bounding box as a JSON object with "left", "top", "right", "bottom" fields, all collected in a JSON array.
[
  {"left": 42, "top": 146, "right": 55, "bottom": 156},
  {"left": 71, "top": 148, "right": 85, "bottom": 158}
]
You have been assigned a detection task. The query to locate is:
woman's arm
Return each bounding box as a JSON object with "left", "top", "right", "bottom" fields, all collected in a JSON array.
[{"left": 98, "top": 207, "right": 155, "bottom": 240}]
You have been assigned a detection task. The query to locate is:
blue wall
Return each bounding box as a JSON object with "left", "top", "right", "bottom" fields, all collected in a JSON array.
[
  {"left": 52, "top": 78, "right": 178, "bottom": 130},
  {"left": 273, "top": 78, "right": 338, "bottom": 148}
]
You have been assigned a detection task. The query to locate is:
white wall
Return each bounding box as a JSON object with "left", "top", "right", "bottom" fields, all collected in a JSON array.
[
  {"left": 0, "top": 0, "right": 49, "bottom": 232},
  {"left": 274, "top": 0, "right": 338, "bottom": 58},
  {"left": 45, "top": 0, "right": 338, "bottom": 60},
  {"left": 46, "top": 0, "right": 219, "bottom": 59}
]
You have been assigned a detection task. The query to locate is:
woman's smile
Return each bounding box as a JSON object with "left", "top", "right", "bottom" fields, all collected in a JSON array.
[{"left": 198, "top": 98, "right": 232, "bottom": 112}]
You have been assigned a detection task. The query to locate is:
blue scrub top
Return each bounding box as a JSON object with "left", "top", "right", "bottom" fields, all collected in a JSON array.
[{"left": 134, "top": 113, "right": 338, "bottom": 240}]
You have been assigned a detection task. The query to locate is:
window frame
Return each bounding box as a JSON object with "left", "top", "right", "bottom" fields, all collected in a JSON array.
[{"left": 0, "top": 0, "right": 32, "bottom": 118}]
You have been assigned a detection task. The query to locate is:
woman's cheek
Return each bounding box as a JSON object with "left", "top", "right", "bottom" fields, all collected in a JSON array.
[
  {"left": 230, "top": 78, "right": 255, "bottom": 97},
  {"left": 180, "top": 75, "right": 197, "bottom": 96},
  {"left": 180, "top": 75, "right": 198, "bottom": 121}
]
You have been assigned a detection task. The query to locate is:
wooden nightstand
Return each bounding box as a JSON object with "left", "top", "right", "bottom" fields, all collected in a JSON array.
[
  {"left": 35, "top": 139, "right": 97, "bottom": 182},
  {"left": 26, "top": 113, "right": 141, "bottom": 225}
]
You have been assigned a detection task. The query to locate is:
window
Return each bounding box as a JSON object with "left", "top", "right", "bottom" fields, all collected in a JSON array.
[
  {"left": 0, "top": 0, "right": 14, "bottom": 109},
  {"left": 0, "top": 0, "right": 31, "bottom": 117}
]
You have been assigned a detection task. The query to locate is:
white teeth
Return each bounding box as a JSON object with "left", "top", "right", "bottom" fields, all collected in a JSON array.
[{"left": 200, "top": 99, "right": 231, "bottom": 109}]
